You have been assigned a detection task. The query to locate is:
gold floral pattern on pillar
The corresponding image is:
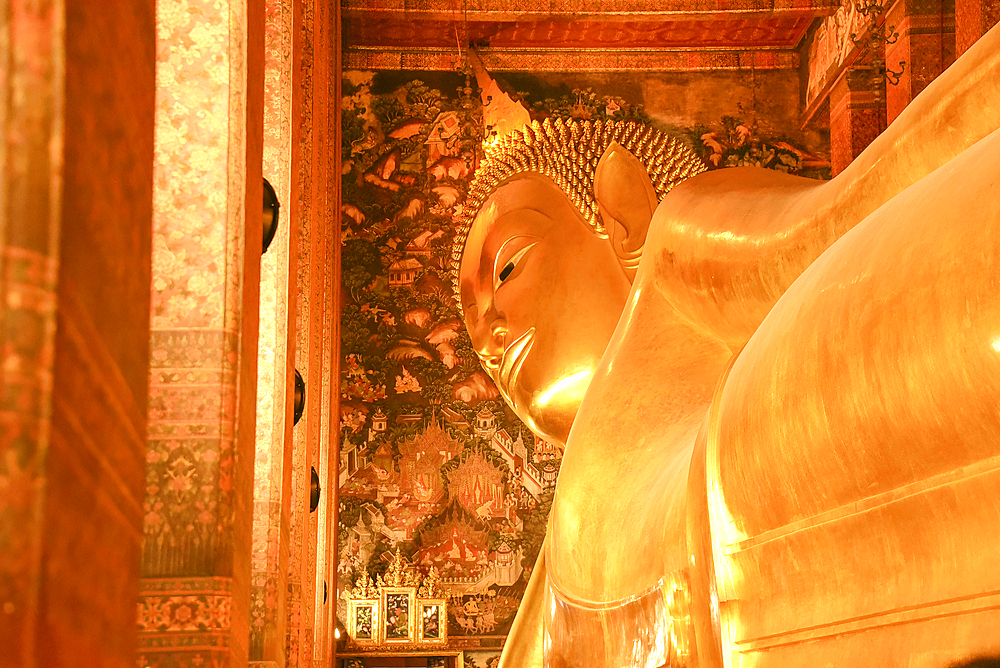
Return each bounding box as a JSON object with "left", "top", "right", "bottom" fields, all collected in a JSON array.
[
  {"left": 141, "top": 0, "right": 251, "bottom": 665},
  {"left": 145, "top": 0, "right": 247, "bottom": 574}
]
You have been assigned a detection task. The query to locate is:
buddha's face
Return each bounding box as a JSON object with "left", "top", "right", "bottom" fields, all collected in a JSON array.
[{"left": 459, "top": 175, "right": 632, "bottom": 445}]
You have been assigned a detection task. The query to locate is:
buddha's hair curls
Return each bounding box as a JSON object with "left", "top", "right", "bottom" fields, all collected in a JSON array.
[{"left": 449, "top": 117, "right": 705, "bottom": 304}]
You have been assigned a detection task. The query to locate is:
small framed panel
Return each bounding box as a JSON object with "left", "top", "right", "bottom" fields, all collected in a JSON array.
[
  {"left": 382, "top": 587, "right": 415, "bottom": 644},
  {"left": 418, "top": 598, "right": 447, "bottom": 644},
  {"left": 348, "top": 599, "right": 380, "bottom": 644}
]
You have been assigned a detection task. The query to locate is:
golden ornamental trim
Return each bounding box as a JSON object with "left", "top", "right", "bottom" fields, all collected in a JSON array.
[{"left": 345, "top": 550, "right": 449, "bottom": 647}]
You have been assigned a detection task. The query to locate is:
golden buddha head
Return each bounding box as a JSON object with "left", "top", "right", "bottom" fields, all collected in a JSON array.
[{"left": 453, "top": 118, "right": 704, "bottom": 444}]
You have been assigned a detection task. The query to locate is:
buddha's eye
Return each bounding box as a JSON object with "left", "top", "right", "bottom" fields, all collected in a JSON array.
[
  {"left": 499, "top": 262, "right": 515, "bottom": 282},
  {"left": 494, "top": 241, "right": 537, "bottom": 291}
]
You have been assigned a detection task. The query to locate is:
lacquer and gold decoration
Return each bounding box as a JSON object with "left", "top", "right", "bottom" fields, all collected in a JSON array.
[
  {"left": 381, "top": 587, "right": 415, "bottom": 644},
  {"left": 345, "top": 571, "right": 379, "bottom": 645},
  {"left": 343, "top": 549, "right": 448, "bottom": 647},
  {"left": 417, "top": 567, "right": 447, "bottom": 644}
]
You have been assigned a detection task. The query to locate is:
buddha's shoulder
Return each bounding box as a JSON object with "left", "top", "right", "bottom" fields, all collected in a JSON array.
[{"left": 710, "top": 140, "right": 1000, "bottom": 536}]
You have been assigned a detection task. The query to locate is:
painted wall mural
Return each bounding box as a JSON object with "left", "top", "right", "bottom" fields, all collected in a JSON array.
[{"left": 339, "top": 68, "right": 829, "bottom": 649}]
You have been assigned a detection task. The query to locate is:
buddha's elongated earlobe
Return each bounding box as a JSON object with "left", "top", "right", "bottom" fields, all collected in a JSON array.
[{"left": 594, "top": 141, "right": 659, "bottom": 282}]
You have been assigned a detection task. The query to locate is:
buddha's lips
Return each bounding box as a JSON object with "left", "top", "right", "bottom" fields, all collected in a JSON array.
[{"left": 496, "top": 327, "right": 535, "bottom": 406}]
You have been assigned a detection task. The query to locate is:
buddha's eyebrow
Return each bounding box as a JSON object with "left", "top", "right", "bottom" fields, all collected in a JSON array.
[
  {"left": 493, "top": 232, "right": 538, "bottom": 258},
  {"left": 492, "top": 206, "right": 549, "bottom": 227}
]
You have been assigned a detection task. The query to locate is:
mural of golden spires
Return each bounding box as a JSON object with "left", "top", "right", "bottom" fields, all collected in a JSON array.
[
  {"left": 347, "top": 563, "right": 445, "bottom": 601},
  {"left": 348, "top": 570, "right": 379, "bottom": 601},
  {"left": 448, "top": 117, "right": 706, "bottom": 309}
]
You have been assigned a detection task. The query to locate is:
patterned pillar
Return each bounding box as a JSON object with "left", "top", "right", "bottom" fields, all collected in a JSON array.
[
  {"left": 286, "top": 0, "right": 322, "bottom": 660},
  {"left": 955, "top": 0, "right": 1000, "bottom": 55},
  {"left": 0, "top": 2, "right": 154, "bottom": 667},
  {"left": 830, "top": 66, "right": 886, "bottom": 175},
  {"left": 285, "top": 0, "right": 339, "bottom": 663},
  {"left": 885, "top": 0, "right": 956, "bottom": 124},
  {"left": 138, "top": 0, "right": 264, "bottom": 666},
  {"left": 249, "top": 0, "right": 297, "bottom": 665},
  {"left": 317, "top": 1, "right": 342, "bottom": 662}
]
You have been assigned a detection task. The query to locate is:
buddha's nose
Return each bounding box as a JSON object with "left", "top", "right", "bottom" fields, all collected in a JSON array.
[{"left": 472, "top": 310, "right": 508, "bottom": 370}]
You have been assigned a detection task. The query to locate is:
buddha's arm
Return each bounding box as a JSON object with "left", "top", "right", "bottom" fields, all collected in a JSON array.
[
  {"left": 704, "top": 125, "right": 1000, "bottom": 667},
  {"left": 497, "top": 535, "right": 546, "bottom": 668},
  {"left": 548, "top": 276, "right": 731, "bottom": 600},
  {"left": 646, "top": 22, "right": 1000, "bottom": 350}
]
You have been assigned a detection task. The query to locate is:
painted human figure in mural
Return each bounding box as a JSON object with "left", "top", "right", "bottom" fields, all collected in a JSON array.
[{"left": 455, "top": 27, "right": 1000, "bottom": 668}]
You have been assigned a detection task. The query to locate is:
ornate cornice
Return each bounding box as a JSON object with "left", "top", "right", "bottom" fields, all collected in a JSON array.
[
  {"left": 342, "top": 0, "right": 833, "bottom": 69},
  {"left": 342, "top": 0, "right": 839, "bottom": 18},
  {"left": 344, "top": 46, "right": 800, "bottom": 71}
]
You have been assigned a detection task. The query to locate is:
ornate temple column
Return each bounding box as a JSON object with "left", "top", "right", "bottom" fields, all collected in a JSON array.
[
  {"left": 284, "top": 0, "right": 340, "bottom": 664},
  {"left": 955, "top": 0, "right": 1000, "bottom": 54},
  {"left": 0, "top": 2, "right": 155, "bottom": 667},
  {"left": 829, "top": 66, "right": 886, "bottom": 175},
  {"left": 137, "top": 1, "right": 264, "bottom": 666},
  {"left": 249, "top": 0, "right": 298, "bottom": 665},
  {"left": 314, "top": 3, "right": 341, "bottom": 661},
  {"left": 885, "top": 0, "right": 955, "bottom": 124}
]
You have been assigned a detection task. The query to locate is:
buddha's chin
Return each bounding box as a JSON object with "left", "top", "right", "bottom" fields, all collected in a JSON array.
[
  {"left": 504, "top": 371, "right": 594, "bottom": 447},
  {"left": 512, "top": 401, "right": 576, "bottom": 449}
]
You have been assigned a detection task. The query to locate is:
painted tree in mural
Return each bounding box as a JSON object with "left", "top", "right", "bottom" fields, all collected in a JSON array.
[{"left": 339, "top": 70, "right": 829, "bottom": 645}]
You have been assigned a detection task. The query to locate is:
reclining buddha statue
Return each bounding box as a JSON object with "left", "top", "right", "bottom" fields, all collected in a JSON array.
[{"left": 452, "top": 23, "right": 1000, "bottom": 668}]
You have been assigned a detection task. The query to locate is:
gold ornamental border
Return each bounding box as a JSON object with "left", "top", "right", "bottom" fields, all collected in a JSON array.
[{"left": 344, "top": 47, "right": 801, "bottom": 72}]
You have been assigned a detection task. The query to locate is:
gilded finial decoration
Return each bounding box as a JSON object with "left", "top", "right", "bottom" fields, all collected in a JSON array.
[
  {"left": 384, "top": 548, "right": 408, "bottom": 587},
  {"left": 345, "top": 557, "right": 448, "bottom": 647},
  {"left": 418, "top": 566, "right": 442, "bottom": 598}
]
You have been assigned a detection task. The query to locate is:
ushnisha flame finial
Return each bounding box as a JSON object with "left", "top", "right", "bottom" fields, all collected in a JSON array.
[{"left": 449, "top": 117, "right": 706, "bottom": 308}]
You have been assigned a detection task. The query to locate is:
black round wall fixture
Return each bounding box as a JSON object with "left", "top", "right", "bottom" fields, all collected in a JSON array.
[
  {"left": 310, "top": 466, "right": 321, "bottom": 512},
  {"left": 262, "top": 177, "right": 280, "bottom": 254},
  {"left": 293, "top": 369, "right": 305, "bottom": 425}
]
